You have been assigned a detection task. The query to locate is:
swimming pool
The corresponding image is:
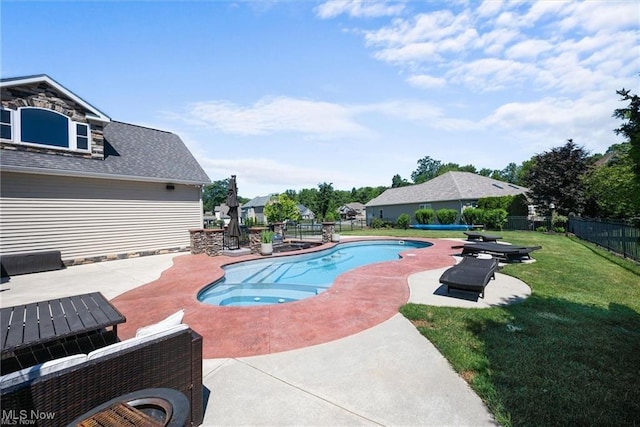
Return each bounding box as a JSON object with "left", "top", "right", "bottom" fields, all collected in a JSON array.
[{"left": 197, "top": 239, "right": 431, "bottom": 307}]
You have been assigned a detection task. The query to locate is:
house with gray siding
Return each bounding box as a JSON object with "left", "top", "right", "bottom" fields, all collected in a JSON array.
[
  {"left": 241, "top": 195, "right": 315, "bottom": 223},
  {"left": 365, "top": 171, "right": 528, "bottom": 224},
  {"left": 0, "top": 75, "right": 210, "bottom": 264}
]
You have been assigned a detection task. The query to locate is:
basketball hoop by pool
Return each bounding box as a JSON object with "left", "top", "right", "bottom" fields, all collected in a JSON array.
[{"left": 197, "top": 240, "right": 431, "bottom": 307}]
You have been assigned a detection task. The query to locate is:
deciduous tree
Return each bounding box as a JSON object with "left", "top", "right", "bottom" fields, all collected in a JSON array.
[
  {"left": 613, "top": 87, "right": 640, "bottom": 180},
  {"left": 391, "top": 174, "right": 410, "bottom": 188},
  {"left": 523, "top": 140, "right": 590, "bottom": 215},
  {"left": 411, "top": 156, "right": 442, "bottom": 183},
  {"left": 202, "top": 179, "right": 230, "bottom": 213},
  {"left": 316, "top": 182, "right": 336, "bottom": 220},
  {"left": 264, "top": 194, "right": 300, "bottom": 223},
  {"left": 583, "top": 143, "right": 640, "bottom": 219}
]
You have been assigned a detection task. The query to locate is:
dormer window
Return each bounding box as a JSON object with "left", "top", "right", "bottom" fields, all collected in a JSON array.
[{"left": 0, "top": 107, "right": 91, "bottom": 152}]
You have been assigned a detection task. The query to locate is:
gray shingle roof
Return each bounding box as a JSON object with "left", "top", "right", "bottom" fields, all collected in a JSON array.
[
  {"left": 365, "top": 172, "right": 528, "bottom": 207},
  {"left": 242, "top": 195, "right": 273, "bottom": 208},
  {"left": 0, "top": 121, "right": 210, "bottom": 185}
]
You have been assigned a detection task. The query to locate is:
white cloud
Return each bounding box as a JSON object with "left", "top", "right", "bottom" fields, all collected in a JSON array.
[
  {"left": 476, "top": 0, "right": 504, "bottom": 19},
  {"left": 448, "top": 58, "right": 538, "bottom": 92},
  {"left": 373, "top": 42, "right": 440, "bottom": 64},
  {"left": 481, "top": 92, "right": 622, "bottom": 155},
  {"left": 560, "top": 1, "right": 639, "bottom": 33},
  {"left": 505, "top": 39, "right": 553, "bottom": 60},
  {"left": 176, "top": 97, "right": 370, "bottom": 137},
  {"left": 315, "top": 0, "right": 405, "bottom": 19},
  {"left": 356, "top": 1, "right": 639, "bottom": 96},
  {"left": 357, "top": 100, "right": 478, "bottom": 131},
  {"left": 406, "top": 74, "right": 446, "bottom": 89}
]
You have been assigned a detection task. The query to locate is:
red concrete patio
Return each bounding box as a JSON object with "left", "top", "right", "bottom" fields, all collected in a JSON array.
[{"left": 111, "top": 238, "right": 456, "bottom": 359}]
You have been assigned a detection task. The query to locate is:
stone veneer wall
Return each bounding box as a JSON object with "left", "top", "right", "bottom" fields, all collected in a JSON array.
[
  {"left": 204, "top": 229, "right": 224, "bottom": 256},
  {"left": 189, "top": 228, "right": 225, "bottom": 256},
  {"left": 189, "top": 229, "right": 206, "bottom": 254},
  {"left": 248, "top": 227, "right": 266, "bottom": 254},
  {"left": 1, "top": 82, "right": 105, "bottom": 160},
  {"left": 321, "top": 222, "right": 336, "bottom": 243}
]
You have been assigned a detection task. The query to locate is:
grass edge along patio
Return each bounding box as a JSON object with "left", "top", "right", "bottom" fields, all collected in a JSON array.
[{"left": 369, "top": 229, "right": 640, "bottom": 426}]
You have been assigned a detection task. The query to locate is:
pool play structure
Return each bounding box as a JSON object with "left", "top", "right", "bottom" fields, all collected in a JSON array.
[{"left": 198, "top": 240, "right": 431, "bottom": 307}]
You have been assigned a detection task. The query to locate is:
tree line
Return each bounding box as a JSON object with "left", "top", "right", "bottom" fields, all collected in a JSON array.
[{"left": 203, "top": 87, "right": 640, "bottom": 222}]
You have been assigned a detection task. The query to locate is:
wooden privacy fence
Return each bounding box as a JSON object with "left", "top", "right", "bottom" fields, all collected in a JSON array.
[{"left": 568, "top": 217, "right": 639, "bottom": 262}]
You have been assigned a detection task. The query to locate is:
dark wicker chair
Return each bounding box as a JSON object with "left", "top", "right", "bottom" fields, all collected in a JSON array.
[
  {"left": 1, "top": 327, "right": 203, "bottom": 427},
  {"left": 439, "top": 256, "right": 500, "bottom": 298}
]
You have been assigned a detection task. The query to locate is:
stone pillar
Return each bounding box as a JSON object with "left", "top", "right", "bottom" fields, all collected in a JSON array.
[
  {"left": 272, "top": 222, "right": 284, "bottom": 237},
  {"left": 321, "top": 222, "right": 336, "bottom": 244},
  {"left": 249, "top": 227, "right": 266, "bottom": 254},
  {"left": 204, "top": 229, "right": 224, "bottom": 256},
  {"left": 189, "top": 229, "right": 205, "bottom": 254}
]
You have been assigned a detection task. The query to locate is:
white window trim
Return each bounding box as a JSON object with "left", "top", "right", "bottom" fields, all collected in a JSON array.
[
  {"left": 0, "top": 107, "right": 91, "bottom": 153},
  {"left": 1, "top": 107, "right": 14, "bottom": 141},
  {"left": 419, "top": 203, "right": 432, "bottom": 210}
]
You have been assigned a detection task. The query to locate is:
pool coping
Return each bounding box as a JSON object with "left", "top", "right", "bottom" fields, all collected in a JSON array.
[{"left": 112, "top": 237, "right": 456, "bottom": 359}]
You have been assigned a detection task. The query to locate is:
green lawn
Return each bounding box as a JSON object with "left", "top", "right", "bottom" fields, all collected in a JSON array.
[{"left": 342, "top": 229, "right": 640, "bottom": 426}]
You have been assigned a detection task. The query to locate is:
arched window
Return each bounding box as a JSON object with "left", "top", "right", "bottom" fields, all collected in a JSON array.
[
  {"left": 21, "top": 108, "right": 69, "bottom": 147},
  {"left": 0, "top": 107, "right": 90, "bottom": 152}
]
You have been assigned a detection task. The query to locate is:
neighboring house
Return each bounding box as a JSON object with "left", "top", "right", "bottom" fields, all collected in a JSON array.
[
  {"left": 0, "top": 75, "right": 210, "bottom": 264},
  {"left": 214, "top": 204, "right": 230, "bottom": 223},
  {"left": 241, "top": 195, "right": 273, "bottom": 224},
  {"left": 203, "top": 205, "right": 229, "bottom": 228},
  {"left": 365, "top": 171, "right": 529, "bottom": 224},
  {"left": 297, "top": 204, "right": 315, "bottom": 221},
  {"left": 338, "top": 202, "right": 365, "bottom": 220},
  {"left": 241, "top": 195, "right": 315, "bottom": 223}
]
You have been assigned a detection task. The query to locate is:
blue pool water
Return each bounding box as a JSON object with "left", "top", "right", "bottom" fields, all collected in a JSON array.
[{"left": 197, "top": 240, "right": 431, "bottom": 307}]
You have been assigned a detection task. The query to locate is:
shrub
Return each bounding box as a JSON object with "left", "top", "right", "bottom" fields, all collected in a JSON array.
[
  {"left": 554, "top": 227, "right": 566, "bottom": 233},
  {"left": 415, "top": 208, "right": 435, "bottom": 224},
  {"left": 552, "top": 212, "right": 568, "bottom": 229},
  {"left": 436, "top": 209, "right": 458, "bottom": 225},
  {"left": 478, "top": 194, "right": 529, "bottom": 215},
  {"left": 324, "top": 211, "right": 337, "bottom": 222},
  {"left": 536, "top": 226, "right": 548, "bottom": 232},
  {"left": 483, "top": 208, "right": 508, "bottom": 230},
  {"left": 370, "top": 217, "right": 385, "bottom": 229},
  {"left": 477, "top": 196, "right": 511, "bottom": 211},
  {"left": 396, "top": 213, "right": 411, "bottom": 229},
  {"left": 462, "top": 207, "right": 485, "bottom": 226}
]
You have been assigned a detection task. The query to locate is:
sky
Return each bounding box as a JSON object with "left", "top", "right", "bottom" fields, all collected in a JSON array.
[{"left": 2, "top": 0, "right": 638, "bottom": 199}]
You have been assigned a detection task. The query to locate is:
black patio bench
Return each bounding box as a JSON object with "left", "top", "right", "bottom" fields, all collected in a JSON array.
[{"left": 1, "top": 250, "right": 63, "bottom": 278}]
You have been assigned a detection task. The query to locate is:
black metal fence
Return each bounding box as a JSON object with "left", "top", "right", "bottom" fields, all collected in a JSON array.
[
  {"left": 284, "top": 222, "right": 323, "bottom": 240},
  {"left": 568, "top": 217, "right": 640, "bottom": 262},
  {"left": 223, "top": 225, "right": 249, "bottom": 249},
  {"left": 504, "top": 216, "right": 553, "bottom": 231},
  {"left": 283, "top": 220, "right": 367, "bottom": 240}
]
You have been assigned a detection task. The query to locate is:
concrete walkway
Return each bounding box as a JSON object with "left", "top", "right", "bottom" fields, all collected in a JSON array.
[{"left": 0, "top": 242, "right": 533, "bottom": 426}]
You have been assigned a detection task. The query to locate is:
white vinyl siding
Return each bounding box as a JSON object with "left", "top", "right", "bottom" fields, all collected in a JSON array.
[{"left": 0, "top": 172, "right": 203, "bottom": 261}]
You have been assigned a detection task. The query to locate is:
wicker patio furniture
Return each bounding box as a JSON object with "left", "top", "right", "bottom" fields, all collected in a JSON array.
[{"left": 1, "top": 327, "right": 204, "bottom": 427}]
